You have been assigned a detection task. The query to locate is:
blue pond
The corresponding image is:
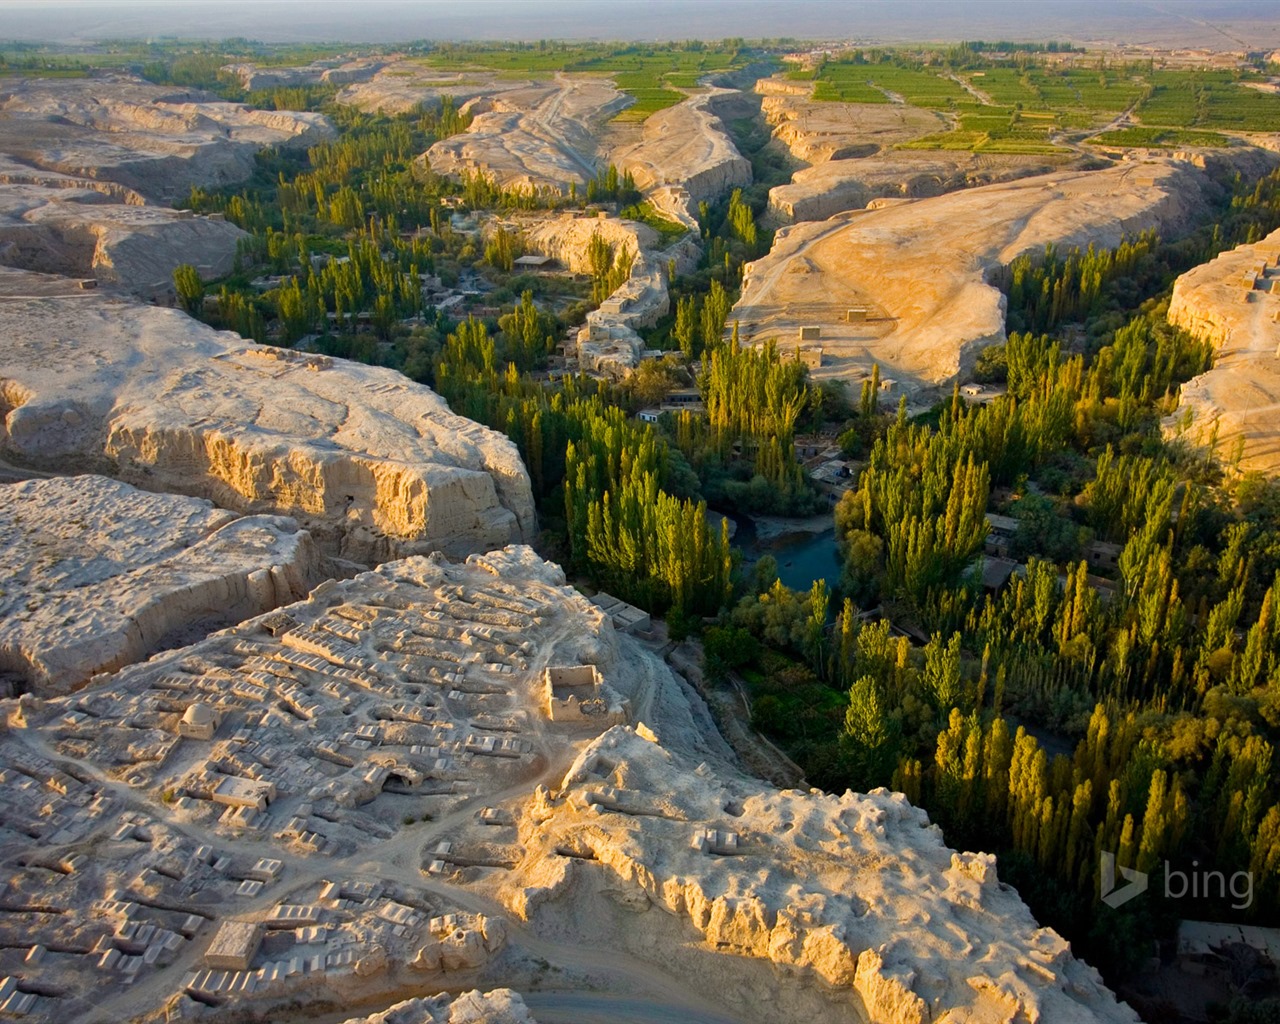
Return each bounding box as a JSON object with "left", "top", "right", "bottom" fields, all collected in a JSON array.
[{"left": 734, "top": 521, "right": 840, "bottom": 593}]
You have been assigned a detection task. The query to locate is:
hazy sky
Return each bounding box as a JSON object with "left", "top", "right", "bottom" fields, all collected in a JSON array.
[{"left": 1, "top": 0, "right": 1278, "bottom": 49}]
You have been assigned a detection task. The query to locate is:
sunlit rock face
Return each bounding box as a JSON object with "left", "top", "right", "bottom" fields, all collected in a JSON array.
[
  {"left": 0, "top": 474, "right": 323, "bottom": 696},
  {"left": 0, "top": 294, "right": 536, "bottom": 563},
  {"left": 734, "top": 156, "right": 1248, "bottom": 391},
  {"left": 1168, "top": 225, "right": 1280, "bottom": 474}
]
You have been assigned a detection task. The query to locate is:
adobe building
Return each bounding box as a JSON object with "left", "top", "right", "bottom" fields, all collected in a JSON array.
[{"left": 543, "top": 665, "right": 628, "bottom": 726}]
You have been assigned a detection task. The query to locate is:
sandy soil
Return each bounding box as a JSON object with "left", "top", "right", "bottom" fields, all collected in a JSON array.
[
  {"left": 1168, "top": 226, "right": 1280, "bottom": 474},
  {"left": 733, "top": 156, "right": 1243, "bottom": 393}
]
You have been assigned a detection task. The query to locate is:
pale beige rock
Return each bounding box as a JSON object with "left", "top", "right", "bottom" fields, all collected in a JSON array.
[
  {"left": 508, "top": 725, "right": 1138, "bottom": 1024},
  {"left": 755, "top": 83, "right": 1064, "bottom": 225},
  {"left": 520, "top": 211, "right": 698, "bottom": 377},
  {"left": 424, "top": 75, "right": 628, "bottom": 194},
  {"left": 339, "top": 990, "right": 538, "bottom": 1024},
  {"left": 0, "top": 294, "right": 535, "bottom": 561},
  {"left": 0, "top": 75, "right": 332, "bottom": 204},
  {"left": 613, "top": 89, "right": 752, "bottom": 216},
  {"left": 338, "top": 64, "right": 536, "bottom": 116},
  {"left": 1167, "top": 226, "right": 1280, "bottom": 474},
  {"left": 0, "top": 183, "right": 244, "bottom": 296},
  {"left": 222, "top": 58, "right": 387, "bottom": 91},
  {"left": 768, "top": 150, "right": 1066, "bottom": 225},
  {"left": 522, "top": 214, "right": 658, "bottom": 274},
  {"left": 0, "top": 76, "right": 330, "bottom": 294},
  {"left": 760, "top": 89, "right": 946, "bottom": 165},
  {"left": 0, "top": 545, "right": 1132, "bottom": 1024},
  {"left": 734, "top": 157, "right": 1232, "bottom": 391},
  {"left": 0, "top": 474, "right": 321, "bottom": 696}
]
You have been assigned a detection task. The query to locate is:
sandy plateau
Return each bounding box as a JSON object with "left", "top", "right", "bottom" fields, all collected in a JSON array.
[
  {"left": 0, "top": 77, "right": 331, "bottom": 203},
  {"left": 732, "top": 156, "right": 1261, "bottom": 393},
  {"left": 424, "top": 75, "right": 629, "bottom": 194},
  {"left": 0, "top": 546, "right": 1137, "bottom": 1024},
  {"left": 1168, "top": 226, "right": 1280, "bottom": 474},
  {"left": 336, "top": 64, "right": 540, "bottom": 117},
  {"left": 612, "top": 89, "right": 752, "bottom": 225},
  {"left": 0, "top": 294, "right": 535, "bottom": 562},
  {"left": 0, "top": 76, "right": 330, "bottom": 295},
  {"left": 0, "top": 475, "right": 323, "bottom": 698},
  {"left": 755, "top": 80, "right": 1066, "bottom": 225},
  {"left": 0, "top": 184, "right": 244, "bottom": 296}
]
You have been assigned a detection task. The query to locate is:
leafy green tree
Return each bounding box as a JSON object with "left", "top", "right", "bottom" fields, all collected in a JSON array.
[{"left": 173, "top": 263, "right": 204, "bottom": 314}]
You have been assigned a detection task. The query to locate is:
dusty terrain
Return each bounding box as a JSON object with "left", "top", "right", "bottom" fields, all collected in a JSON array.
[
  {"left": 0, "top": 294, "right": 535, "bottom": 562},
  {"left": 519, "top": 212, "right": 689, "bottom": 376},
  {"left": 0, "top": 76, "right": 331, "bottom": 204},
  {"left": 0, "top": 183, "right": 243, "bottom": 296},
  {"left": 337, "top": 64, "right": 536, "bottom": 116},
  {"left": 0, "top": 546, "right": 1137, "bottom": 1024},
  {"left": 612, "top": 89, "right": 752, "bottom": 223},
  {"left": 223, "top": 58, "right": 388, "bottom": 91},
  {"left": 767, "top": 148, "right": 1066, "bottom": 225},
  {"left": 0, "top": 75, "right": 330, "bottom": 294},
  {"left": 733, "top": 156, "right": 1248, "bottom": 392},
  {"left": 340, "top": 991, "right": 537, "bottom": 1024},
  {"left": 754, "top": 80, "right": 1067, "bottom": 224},
  {"left": 423, "top": 75, "right": 628, "bottom": 194},
  {"left": 756, "top": 80, "right": 948, "bottom": 165},
  {"left": 1167, "top": 226, "right": 1280, "bottom": 473},
  {"left": 0, "top": 475, "right": 322, "bottom": 697}
]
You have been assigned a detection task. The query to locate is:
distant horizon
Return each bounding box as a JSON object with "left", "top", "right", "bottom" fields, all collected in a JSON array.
[{"left": 1, "top": 0, "right": 1279, "bottom": 50}]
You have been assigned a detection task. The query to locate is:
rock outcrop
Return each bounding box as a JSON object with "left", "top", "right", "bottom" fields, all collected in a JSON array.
[
  {"left": 338, "top": 66, "right": 535, "bottom": 116},
  {"left": 522, "top": 213, "right": 658, "bottom": 274},
  {"left": 734, "top": 157, "right": 1236, "bottom": 391},
  {"left": 754, "top": 82, "right": 1063, "bottom": 224},
  {"left": 0, "top": 183, "right": 244, "bottom": 296},
  {"left": 508, "top": 726, "right": 1138, "bottom": 1024},
  {"left": 0, "top": 294, "right": 535, "bottom": 561},
  {"left": 0, "top": 474, "right": 322, "bottom": 696},
  {"left": 423, "top": 76, "right": 627, "bottom": 194},
  {"left": 760, "top": 88, "right": 946, "bottom": 166},
  {"left": 339, "top": 991, "right": 539, "bottom": 1024},
  {"left": 222, "top": 58, "right": 387, "bottom": 91},
  {"left": 767, "top": 151, "right": 1064, "bottom": 225},
  {"left": 0, "top": 76, "right": 331, "bottom": 294},
  {"left": 521, "top": 213, "right": 676, "bottom": 376},
  {"left": 0, "top": 76, "right": 332, "bottom": 204},
  {"left": 1167, "top": 226, "right": 1280, "bottom": 473},
  {"left": 612, "top": 89, "right": 752, "bottom": 219}
]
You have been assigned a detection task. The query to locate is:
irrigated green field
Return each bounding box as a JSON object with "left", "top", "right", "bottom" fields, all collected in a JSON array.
[
  {"left": 417, "top": 44, "right": 745, "bottom": 121},
  {"left": 899, "top": 104, "right": 1068, "bottom": 155},
  {"left": 1090, "top": 126, "right": 1230, "bottom": 147},
  {"left": 964, "top": 66, "right": 1147, "bottom": 120},
  {"left": 808, "top": 56, "right": 1280, "bottom": 153},
  {"left": 1136, "top": 70, "right": 1280, "bottom": 132},
  {"left": 813, "top": 63, "right": 967, "bottom": 107}
]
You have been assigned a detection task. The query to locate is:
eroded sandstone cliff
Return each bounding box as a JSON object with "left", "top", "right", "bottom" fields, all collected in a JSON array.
[
  {"left": 0, "top": 76, "right": 332, "bottom": 204},
  {"left": 733, "top": 155, "right": 1257, "bottom": 392},
  {"left": 612, "top": 89, "right": 752, "bottom": 220},
  {"left": 0, "top": 474, "right": 322, "bottom": 696},
  {"left": 0, "top": 295, "right": 535, "bottom": 562},
  {"left": 1167, "top": 226, "right": 1280, "bottom": 474}
]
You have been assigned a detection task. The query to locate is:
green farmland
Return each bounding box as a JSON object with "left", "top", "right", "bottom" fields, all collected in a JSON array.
[
  {"left": 419, "top": 43, "right": 747, "bottom": 120},
  {"left": 808, "top": 55, "right": 1280, "bottom": 152}
]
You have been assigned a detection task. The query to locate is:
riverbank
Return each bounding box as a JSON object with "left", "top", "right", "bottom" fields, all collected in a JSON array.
[{"left": 747, "top": 511, "right": 834, "bottom": 543}]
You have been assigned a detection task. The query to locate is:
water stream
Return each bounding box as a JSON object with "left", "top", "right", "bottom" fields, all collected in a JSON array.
[{"left": 731, "top": 517, "right": 841, "bottom": 593}]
